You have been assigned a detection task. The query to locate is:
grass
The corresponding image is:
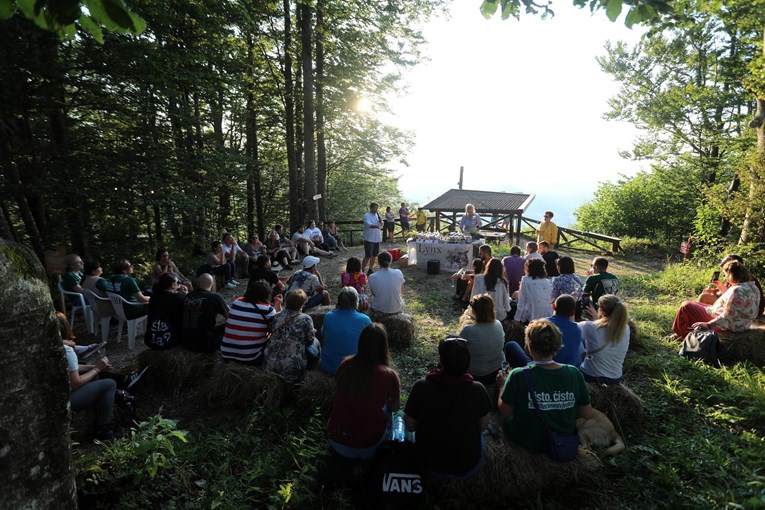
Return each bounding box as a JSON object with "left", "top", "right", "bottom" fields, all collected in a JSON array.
[{"left": 73, "top": 250, "right": 765, "bottom": 509}]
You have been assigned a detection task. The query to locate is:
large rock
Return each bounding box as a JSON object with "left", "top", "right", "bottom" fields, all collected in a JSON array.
[{"left": 0, "top": 239, "right": 77, "bottom": 508}]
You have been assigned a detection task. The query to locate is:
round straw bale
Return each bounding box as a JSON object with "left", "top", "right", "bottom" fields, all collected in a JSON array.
[
  {"left": 718, "top": 320, "right": 765, "bottom": 366},
  {"left": 587, "top": 382, "right": 645, "bottom": 430},
  {"left": 137, "top": 348, "right": 215, "bottom": 391},
  {"left": 627, "top": 319, "right": 642, "bottom": 349},
  {"left": 296, "top": 369, "right": 336, "bottom": 416},
  {"left": 397, "top": 254, "right": 410, "bottom": 269},
  {"left": 305, "top": 305, "right": 334, "bottom": 340},
  {"left": 202, "top": 358, "right": 287, "bottom": 409},
  {"left": 436, "top": 435, "right": 600, "bottom": 504},
  {"left": 367, "top": 310, "right": 415, "bottom": 348}
]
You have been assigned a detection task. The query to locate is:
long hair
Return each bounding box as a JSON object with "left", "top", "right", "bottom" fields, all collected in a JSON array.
[
  {"left": 525, "top": 258, "right": 547, "bottom": 279},
  {"left": 595, "top": 294, "right": 629, "bottom": 344},
  {"left": 336, "top": 323, "right": 393, "bottom": 398},
  {"left": 470, "top": 293, "right": 495, "bottom": 323},
  {"left": 483, "top": 258, "right": 507, "bottom": 292}
]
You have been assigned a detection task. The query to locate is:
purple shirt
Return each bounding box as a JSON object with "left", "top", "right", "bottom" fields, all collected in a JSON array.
[{"left": 502, "top": 255, "right": 525, "bottom": 294}]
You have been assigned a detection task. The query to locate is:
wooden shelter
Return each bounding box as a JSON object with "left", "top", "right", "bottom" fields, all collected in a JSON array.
[{"left": 421, "top": 189, "right": 535, "bottom": 244}]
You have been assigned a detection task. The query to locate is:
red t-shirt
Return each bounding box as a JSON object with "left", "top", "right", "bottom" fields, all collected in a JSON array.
[{"left": 328, "top": 365, "right": 400, "bottom": 448}]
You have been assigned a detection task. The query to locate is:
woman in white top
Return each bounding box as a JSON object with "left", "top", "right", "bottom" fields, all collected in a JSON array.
[
  {"left": 579, "top": 294, "right": 630, "bottom": 385},
  {"left": 459, "top": 293, "right": 506, "bottom": 385},
  {"left": 515, "top": 258, "right": 553, "bottom": 323},
  {"left": 471, "top": 258, "right": 512, "bottom": 321}
]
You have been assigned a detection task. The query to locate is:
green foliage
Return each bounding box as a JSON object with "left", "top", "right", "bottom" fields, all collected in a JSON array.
[
  {"left": 479, "top": 0, "right": 672, "bottom": 26},
  {"left": 574, "top": 165, "right": 699, "bottom": 248},
  {"left": 0, "top": 0, "right": 145, "bottom": 40},
  {"left": 76, "top": 414, "right": 190, "bottom": 509}
]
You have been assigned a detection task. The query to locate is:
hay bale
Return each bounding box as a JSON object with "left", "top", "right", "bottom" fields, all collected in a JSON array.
[
  {"left": 587, "top": 383, "right": 645, "bottom": 430},
  {"left": 306, "top": 305, "right": 334, "bottom": 340},
  {"left": 137, "top": 348, "right": 216, "bottom": 391},
  {"left": 718, "top": 320, "right": 765, "bottom": 366},
  {"left": 202, "top": 358, "right": 287, "bottom": 409},
  {"left": 367, "top": 310, "right": 415, "bottom": 348},
  {"left": 437, "top": 435, "right": 600, "bottom": 503},
  {"left": 296, "top": 369, "right": 336, "bottom": 415},
  {"left": 397, "top": 254, "right": 409, "bottom": 268}
]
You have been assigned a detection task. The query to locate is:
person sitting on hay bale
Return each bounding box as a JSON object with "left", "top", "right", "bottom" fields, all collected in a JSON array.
[
  {"left": 496, "top": 319, "right": 594, "bottom": 460},
  {"left": 286, "top": 255, "right": 330, "bottom": 310},
  {"left": 472, "top": 258, "right": 512, "bottom": 322},
  {"left": 320, "top": 287, "right": 372, "bottom": 376},
  {"left": 368, "top": 251, "right": 405, "bottom": 314},
  {"left": 145, "top": 273, "right": 188, "bottom": 350},
  {"left": 221, "top": 281, "right": 282, "bottom": 365},
  {"left": 673, "top": 259, "right": 761, "bottom": 339},
  {"left": 181, "top": 273, "right": 229, "bottom": 353},
  {"left": 458, "top": 294, "right": 505, "bottom": 386},
  {"left": 328, "top": 323, "right": 401, "bottom": 459},
  {"left": 697, "top": 254, "right": 764, "bottom": 316},
  {"left": 263, "top": 289, "right": 320, "bottom": 384},
  {"left": 504, "top": 294, "right": 584, "bottom": 369},
  {"left": 340, "top": 257, "right": 369, "bottom": 312},
  {"left": 404, "top": 336, "right": 492, "bottom": 479},
  {"left": 579, "top": 295, "right": 630, "bottom": 385}
]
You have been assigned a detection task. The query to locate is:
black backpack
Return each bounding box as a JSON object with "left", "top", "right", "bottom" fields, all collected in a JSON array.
[{"left": 679, "top": 329, "right": 720, "bottom": 367}]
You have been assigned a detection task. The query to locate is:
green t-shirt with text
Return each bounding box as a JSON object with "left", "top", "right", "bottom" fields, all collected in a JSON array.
[{"left": 500, "top": 364, "right": 590, "bottom": 453}]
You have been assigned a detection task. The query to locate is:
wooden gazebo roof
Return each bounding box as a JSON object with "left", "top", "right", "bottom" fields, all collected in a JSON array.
[{"left": 421, "top": 189, "right": 535, "bottom": 215}]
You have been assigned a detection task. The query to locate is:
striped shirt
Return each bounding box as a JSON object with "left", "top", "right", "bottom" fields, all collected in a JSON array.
[{"left": 221, "top": 298, "right": 276, "bottom": 363}]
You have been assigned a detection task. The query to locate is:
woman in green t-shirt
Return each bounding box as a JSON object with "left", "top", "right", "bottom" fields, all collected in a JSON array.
[{"left": 496, "top": 319, "right": 594, "bottom": 454}]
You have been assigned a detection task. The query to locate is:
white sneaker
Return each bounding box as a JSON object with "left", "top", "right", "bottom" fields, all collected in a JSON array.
[
  {"left": 230, "top": 279, "right": 240, "bottom": 286},
  {"left": 225, "top": 281, "right": 237, "bottom": 289},
  {"left": 271, "top": 263, "right": 282, "bottom": 271}
]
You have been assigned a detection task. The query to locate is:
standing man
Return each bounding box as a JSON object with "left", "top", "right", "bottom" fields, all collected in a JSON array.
[
  {"left": 537, "top": 211, "right": 559, "bottom": 247},
  {"left": 362, "top": 202, "right": 383, "bottom": 274},
  {"left": 399, "top": 202, "right": 411, "bottom": 238},
  {"left": 416, "top": 207, "right": 428, "bottom": 232}
]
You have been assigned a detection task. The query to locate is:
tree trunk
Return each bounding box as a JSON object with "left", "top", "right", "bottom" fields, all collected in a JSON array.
[
  {"left": 283, "top": 0, "right": 300, "bottom": 233},
  {"left": 300, "top": 1, "right": 318, "bottom": 223},
  {"left": 245, "top": 34, "right": 265, "bottom": 240},
  {"left": 740, "top": 96, "right": 765, "bottom": 245},
  {"left": 315, "top": 0, "right": 327, "bottom": 221},
  {"left": 0, "top": 239, "right": 76, "bottom": 508},
  {"left": 0, "top": 200, "right": 17, "bottom": 241}
]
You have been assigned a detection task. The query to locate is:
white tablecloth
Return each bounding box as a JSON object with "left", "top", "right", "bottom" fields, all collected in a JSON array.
[{"left": 406, "top": 241, "right": 474, "bottom": 273}]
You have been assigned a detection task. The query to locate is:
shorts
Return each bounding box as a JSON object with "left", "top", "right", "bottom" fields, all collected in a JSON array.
[
  {"left": 416, "top": 223, "right": 426, "bottom": 232},
  {"left": 400, "top": 220, "right": 410, "bottom": 230},
  {"left": 384, "top": 222, "right": 395, "bottom": 234},
  {"left": 364, "top": 241, "right": 380, "bottom": 257}
]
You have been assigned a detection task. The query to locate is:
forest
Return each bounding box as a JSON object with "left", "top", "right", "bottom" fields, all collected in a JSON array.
[
  {"left": 3, "top": 0, "right": 765, "bottom": 508},
  {"left": 1, "top": 0, "right": 437, "bottom": 268}
]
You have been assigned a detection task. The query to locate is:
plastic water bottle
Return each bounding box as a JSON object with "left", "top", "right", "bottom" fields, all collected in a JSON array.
[{"left": 392, "top": 412, "right": 406, "bottom": 442}]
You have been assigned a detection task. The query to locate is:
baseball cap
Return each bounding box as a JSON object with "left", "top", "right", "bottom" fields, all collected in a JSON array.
[{"left": 303, "top": 256, "right": 320, "bottom": 269}]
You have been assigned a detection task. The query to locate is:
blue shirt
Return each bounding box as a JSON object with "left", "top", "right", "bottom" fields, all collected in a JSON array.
[
  {"left": 320, "top": 309, "right": 372, "bottom": 375},
  {"left": 548, "top": 315, "right": 584, "bottom": 366}
]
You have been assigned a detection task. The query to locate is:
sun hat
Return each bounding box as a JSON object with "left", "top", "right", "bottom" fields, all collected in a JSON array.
[{"left": 302, "top": 255, "right": 320, "bottom": 269}]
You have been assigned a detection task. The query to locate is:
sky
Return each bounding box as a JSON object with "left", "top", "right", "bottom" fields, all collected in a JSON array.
[{"left": 384, "top": 1, "right": 650, "bottom": 227}]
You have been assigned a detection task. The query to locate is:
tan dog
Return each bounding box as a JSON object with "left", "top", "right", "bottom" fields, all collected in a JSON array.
[{"left": 577, "top": 408, "right": 626, "bottom": 457}]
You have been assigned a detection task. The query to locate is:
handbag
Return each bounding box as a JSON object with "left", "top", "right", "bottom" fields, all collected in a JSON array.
[
  {"left": 521, "top": 367, "right": 580, "bottom": 462},
  {"left": 367, "top": 440, "right": 425, "bottom": 505}
]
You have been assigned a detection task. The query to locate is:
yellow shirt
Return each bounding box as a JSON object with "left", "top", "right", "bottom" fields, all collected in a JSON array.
[
  {"left": 537, "top": 221, "right": 558, "bottom": 244},
  {"left": 416, "top": 210, "right": 427, "bottom": 225}
]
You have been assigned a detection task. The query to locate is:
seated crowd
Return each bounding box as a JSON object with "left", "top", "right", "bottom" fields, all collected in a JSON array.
[{"left": 58, "top": 222, "right": 762, "bottom": 490}]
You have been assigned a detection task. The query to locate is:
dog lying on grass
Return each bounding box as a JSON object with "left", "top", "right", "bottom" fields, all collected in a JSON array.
[{"left": 577, "top": 408, "right": 625, "bottom": 457}]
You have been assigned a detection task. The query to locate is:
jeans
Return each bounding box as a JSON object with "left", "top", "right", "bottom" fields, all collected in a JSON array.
[
  {"left": 71, "top": 378, "right": 116, "bottom": 425},
  {"left": 582, "top": 372, "right": 621, "bottom": 385},
  {"left": 504, "top": 341, "right": 532, "bottom": 368}
]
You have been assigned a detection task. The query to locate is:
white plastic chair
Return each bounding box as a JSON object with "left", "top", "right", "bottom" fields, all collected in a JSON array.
[
  {"left": 108, "top": 293, "right": 148, "bottom": 350},
  {"left": 58, "top": 281, "right": 94, "bottom": 334},
  {"left": 83, "top": 289, "right": 114, "bottom": 343}
]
